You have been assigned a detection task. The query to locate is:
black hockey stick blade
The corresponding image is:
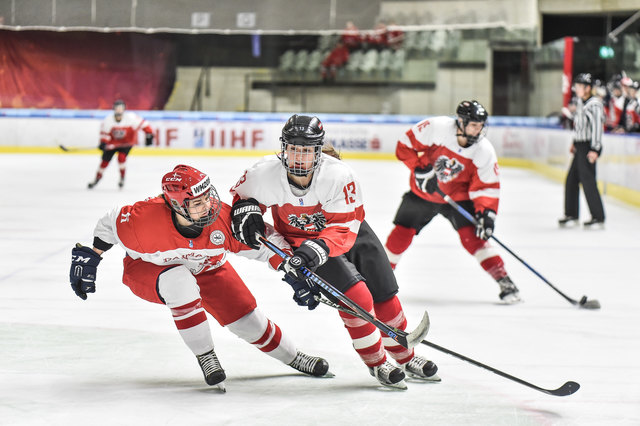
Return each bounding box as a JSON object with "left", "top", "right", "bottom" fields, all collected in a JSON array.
[
  {"left": 548, "top": 381, "right": 581, "bottom": 397},
  {"left": 578, "top": 295, "right": 601, "bottom": 310},
  {"left": 258, "top": 236, "right": 427, "bottom": 349},
  {"left": 420, "top": 339, "right": 580, "bottom": 397}
]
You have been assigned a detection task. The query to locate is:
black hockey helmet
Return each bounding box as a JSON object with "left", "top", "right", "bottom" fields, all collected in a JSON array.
[
  {"left": 574, "top": 73, "right": 593, "bottom": 86},
  {"left": 113, "top": 99, "right": 126, "bottom": 109},
  {"left": 455, "top": 100, "right": 488, "bottom": 146},
  {"left": 280, "top": 114, "right": 325, "bottom": 176},
  {"left": 456, "top": 100, "right": 488, "bottom": 124}
]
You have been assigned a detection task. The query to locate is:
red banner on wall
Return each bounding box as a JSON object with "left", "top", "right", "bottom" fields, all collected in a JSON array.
[
  {"left": 0, "top": 31, "right": 176, "bottom": 109},
  {"left": 562, "top": 36, "right": 574, "bottom": 108}
]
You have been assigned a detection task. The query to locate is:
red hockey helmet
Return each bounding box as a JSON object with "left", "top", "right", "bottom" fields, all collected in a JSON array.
[{"left": 161, "top": 164, "right": 221, "bottom": 227}]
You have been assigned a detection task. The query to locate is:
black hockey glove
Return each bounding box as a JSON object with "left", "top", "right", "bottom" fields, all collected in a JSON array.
[
  {"left": 283, "top": 239, "right": 329, "bottom": 281},
  {"left": 231, "top": 198, "right": 265, "bottom": 250},
  {"left": 282, "top": 274, "right": 320, "bottom": 310},
  {"left": 414, "top": 164, "right": 438, "bottom": 194},
  {"left": 475, "top": 209, "right": 496, "bottom": 240},
  {"left": 70, "top": 244, "right": 102, "bottom": 300},
  {"left": 98, "top": 142, "right": 106, "bottom": 151},
  {"left": 145, "top": 133, "right": 154, "bottom": 146}
]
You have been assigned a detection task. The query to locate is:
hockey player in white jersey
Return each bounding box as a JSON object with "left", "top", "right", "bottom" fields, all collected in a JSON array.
[
  {"left": 384, "top": 100, "right": 520, "bottom": 303},
  {"left": 230, "top": 114, "right": 439, "bottom": 389},
  {"left": 69, "top": 164, "right": 330, "bottom": 391}
]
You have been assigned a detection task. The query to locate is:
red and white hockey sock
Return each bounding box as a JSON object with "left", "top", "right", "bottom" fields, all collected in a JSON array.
[
  {"left": 339, "top": 281, "right": 386, "bottom": 368},
  {"left": 374, "top": 295, "right": 414, "bottom": 364},
  {"left": 95, "top": 161, "right": 109, "bottom": 181},
  {"left": 459, "top": 226, "right": 508, "bottom": 280},
  {"left": 159, "top": 266, "right": 213, "bottom": 356},
  {"left": 225, "top": 308, "right": 297, "bottom": 364},
  {"left": 384, "top": 225, "right": 416, "bottom": 269},
  {"left": 117, "top": 153, "right": 127, "bottom": 179},
  {"left": 170, "top": 298, "right": 214, "bottom": 356}
]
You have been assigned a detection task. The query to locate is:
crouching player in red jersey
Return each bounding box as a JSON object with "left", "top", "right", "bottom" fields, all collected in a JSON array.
[
  {"left": 384, "top": 100, "right": 521, "bottom": 304},
  {"left": 69, "top": 164, "right": 330, "bottom": 392},
  {"left": 230, "top": 115, "right": 439, "bottom": 390}
]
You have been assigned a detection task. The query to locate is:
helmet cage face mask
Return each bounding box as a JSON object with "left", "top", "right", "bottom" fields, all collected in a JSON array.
[
  {"left": 162, "top": 166, "right": 222, "bottom": 228},
  {"left": 279, "top": 115, "right": 325, "bottom": 177},
  {"left": 455, "top": 100, "right": 488, "bottom": 146},
  {"left": 280, "top": 137, "right": 324, "bottom": 177}
]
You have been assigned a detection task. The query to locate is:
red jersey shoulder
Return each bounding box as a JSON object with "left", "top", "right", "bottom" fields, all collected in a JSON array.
[{"left": 116, "top": 197, "right": 171, "bottom": 250}]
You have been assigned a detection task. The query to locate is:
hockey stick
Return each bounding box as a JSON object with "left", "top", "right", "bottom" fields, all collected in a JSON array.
[
  {"left": 434, "top": 187, "right": 601, "bottom": 310},
  {"left": 58, "top": 144, "right": 97, "bottom": 152},
  {"left": 258, "top": 235, "right": 430, "bottom": 349},
  {"left": 316, "top": 297, "right": 580, "bottom": 397}
]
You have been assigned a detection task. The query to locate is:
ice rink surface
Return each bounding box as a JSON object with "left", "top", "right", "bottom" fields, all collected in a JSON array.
[{"left": 1, "top": 153, "right": 639, "bottom": 426}]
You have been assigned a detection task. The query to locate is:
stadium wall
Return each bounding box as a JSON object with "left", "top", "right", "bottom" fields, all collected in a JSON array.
[{"left": 0, "top": 109, "right": 638, "bottom": 207}]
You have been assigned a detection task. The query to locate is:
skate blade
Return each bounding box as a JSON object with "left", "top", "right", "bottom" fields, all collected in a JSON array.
[
  {"left": 558, "top": 221, "right": 579, "bottom": 228},
  {"left": 500, "top": 294, "right": 523, "bottom": 304},
  {"left": 407, "top": 372, "right": 442, "bottom": 382},
  {"left": 377, "top": 379, "right": 408, "bottom": 390}
]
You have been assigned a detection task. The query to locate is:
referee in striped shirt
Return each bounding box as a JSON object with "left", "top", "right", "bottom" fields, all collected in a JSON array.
[{"left": 559, "top": 73, "right": 606, "bottom": 228}]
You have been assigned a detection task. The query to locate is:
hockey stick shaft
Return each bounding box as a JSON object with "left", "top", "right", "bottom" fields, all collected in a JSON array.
[
  {"left": 317, "top": 298, "right": 579, "bottom": 397},
  {"left": 58, "top": 144, "right": 97, "bottom": 152},
  {"left": 258, "top": 235, "right": 429, "bottom": 349},
  {"left": 434, "top": 187, "right": 582, "bottom": 306}
]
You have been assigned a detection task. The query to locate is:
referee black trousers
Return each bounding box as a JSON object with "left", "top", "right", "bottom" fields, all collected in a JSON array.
[{"left": 564, "top": 143, "right": 605, "bottom": 221}]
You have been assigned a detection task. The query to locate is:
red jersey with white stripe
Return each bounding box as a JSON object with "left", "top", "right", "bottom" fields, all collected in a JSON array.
[
  {"left": 93, "top": 196, "right": 287, "bottom": 275},
  {"left": 100, "top": 111, "right": 153, "bottom": 149},
  {"left": 230, "top": 154, "right": 365, "bottom": 256},
  {"left": 396, "top": 115, "right": 500, "bottom": 213}
]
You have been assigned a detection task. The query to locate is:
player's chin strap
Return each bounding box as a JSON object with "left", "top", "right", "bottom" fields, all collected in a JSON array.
[
  {"left": 455, "top": 119, "right": 481, "bottom": 145},
  {"left": 257, "top": 234, "right": 430, "bottom": 349}
]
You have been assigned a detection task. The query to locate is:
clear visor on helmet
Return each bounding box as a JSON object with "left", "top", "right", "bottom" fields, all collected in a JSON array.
[{"left": 280, "top": 138, "right": 323, "bottom": 177}]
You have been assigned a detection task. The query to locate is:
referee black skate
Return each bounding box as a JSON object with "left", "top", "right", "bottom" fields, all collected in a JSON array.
[{"left": 559, "top": 73, "right": 606, "bottom": 229}]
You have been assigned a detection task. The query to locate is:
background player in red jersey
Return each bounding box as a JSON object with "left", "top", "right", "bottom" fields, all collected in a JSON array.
[
  {"left": 70, "top": 164, "right": 329, "bottom": 391},
  {"left": 230, "top": 114, "right": 439, "bottom": 390},
  {"left": 384, "top": 100, "right": 521, "bottom": 304},
  {"left": 87, "top": 99, "right": 155, "bottom": 189}
]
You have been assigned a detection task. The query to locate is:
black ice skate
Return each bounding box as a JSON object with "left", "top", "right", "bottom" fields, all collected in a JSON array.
[
  {"left": 402, "top": 355, "right": 441, "bottom": 382},
  {"left": 118, "top": 177, "right": 125, "bottom": 189},
  {"left": 369, "top": 360, "right": 407, "bottom": 390},
  {"left": 583, "top": 218, "right": 604, "bottom": 229},
  {"left": 558, "top": 216, "right": 579, "bottom": 227},
  {"left": 196, "top": 349, "right": 226, "bottom": 392},
  {"left": 497, "top": 276, "right": 521, "bottom": 304},
  {"left": 288, "top": 351, "right": 332, "bottom": 377},
  {"left": 87, "top": 179, "right": 100, "bottom": 189}
]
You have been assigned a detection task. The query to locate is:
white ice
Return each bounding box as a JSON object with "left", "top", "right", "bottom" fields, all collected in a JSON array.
[{"left": 1, "top": 153, "right": 639, "bottom": 426}]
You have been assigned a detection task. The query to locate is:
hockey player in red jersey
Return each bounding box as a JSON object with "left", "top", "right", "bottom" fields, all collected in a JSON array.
[
  {"left": 69, "top": 164, "right": 330, "bottom": 391},
  {"left": 87, "top": 100, "right": 155, "bottom": 189},
  {"left": 384, "top": 100, "right": 521, "bottom": 304},
  {"left": 229, "top": 114, "right": 439, "bottom": 390}
]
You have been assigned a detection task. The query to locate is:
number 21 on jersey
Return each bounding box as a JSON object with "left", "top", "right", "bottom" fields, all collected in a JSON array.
[{"left": 342, "top": 181, "right": 356, "bottom": 204}]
